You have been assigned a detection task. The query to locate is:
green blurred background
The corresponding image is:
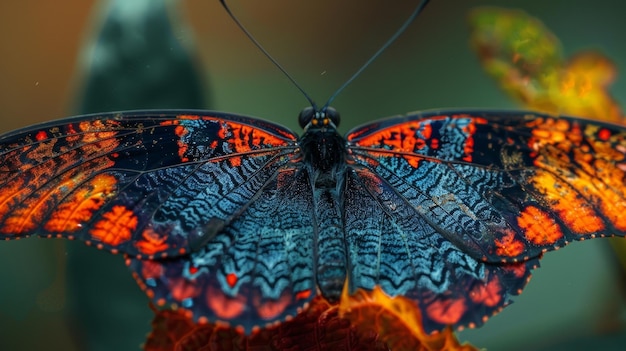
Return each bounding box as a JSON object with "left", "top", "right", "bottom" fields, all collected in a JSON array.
[{"left": 0, "top": 0, "right": 625, "bottom": 350}]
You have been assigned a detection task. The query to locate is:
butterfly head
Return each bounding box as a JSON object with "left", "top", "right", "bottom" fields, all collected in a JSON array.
[{"left": 298, "top": 106, "right": 340, "bottom": 131}]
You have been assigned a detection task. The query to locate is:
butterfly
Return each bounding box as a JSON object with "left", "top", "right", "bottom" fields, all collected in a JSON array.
[{"left": 2, "top": 105, "right": 626, "bottom": 334}]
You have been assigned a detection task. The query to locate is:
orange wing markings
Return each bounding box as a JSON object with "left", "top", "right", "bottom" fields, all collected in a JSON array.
[
  {"left": 527, "top": 118, "right": 626, "bottom": 233},
  {"left": 89, "top": 205, "right": 137, "bottom": 246},
  {"left": 352, "top": 121, "right": 432, "bottom": 168},
  {"left": 22, "top": 135, "right": 60, "bottom": 166},
  {"left": 517, "top": 206, "right": 563, "bottom": 245},
  {"left": 135, "top": 228, "right": 170, "bottom": 256},
  {"left": 77, "top": 120, "right": 120, "bottom": 141},
  {"left": 584, "top": 127, "right": 625, "bottom": 161},
  {"left": 1, "top": 159, "right": 118, "bottom": 236},
  {"left": 527, "top": 117, "right": 578, "bottom": 151},
  {"left": 227, "top": 155, "right": 242, "bottom": 167},
  {"left": 44, "top": 174, "right": 117, "bottom": 233},
  {"left": 353, "top": 121, "right": 425, "bottom": 151},
  {"left": 456, "top": 116, "right": 488, "bottom": 162},
  {"left": 0, "top": 178, "right": 33, "bottom": 235},
  {"left": 220, "top": 121, "right": 292, "bottom": 167},
  {"left": 1, "top": 178, "right": 67, "bottom": 235},
  {"left": 164, "top": 116, "right": 291, "bottom": 166},
  {"left": 352, "top": 116, "right": 487, "bottom": 165},
  {"left": 174, "top": 125, "right": 190, "bottom": 162},
  {"left": 353, "top": 168, "right": 384, "bottom": 195},
  {"left": 159, "top": 120, "right": 192, "bottom": 162},
  {"left": 64, "top": 120, "right": 122, "bottom": 160},
  {"left": 494, "top": 229, "right": 526, "bottom": 258},
  {"left": 1, "top": 120, "right": 123, "bottom": 237},
  {"left": 531, "top": 171, "right": 605, "bottom": 234},
  {"left": 576, "top": 127, "right": 626, "bottom": 231},
  {"left": 224, "top": 122, "right": 291, "bottom": 151}
]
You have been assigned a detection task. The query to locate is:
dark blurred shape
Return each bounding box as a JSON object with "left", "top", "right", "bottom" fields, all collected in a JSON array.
[
  {"left": 75, "top": 0, "right": 209, "bottom": 114},
  {"left": 68, "top": 0, "right": 210, "bottom": 350}
]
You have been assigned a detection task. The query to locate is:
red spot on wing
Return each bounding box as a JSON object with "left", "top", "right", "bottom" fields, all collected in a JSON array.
[
  {"left": 503, "top": 262, "right": 530, "bottom": 279},
  {"left": 169, "top": 278, "right": 201, "bottom": 301},
  {"left": 295, "top": 289, "right": 312, "bottom": 300},
  {"left": 206, "top": 285, "right": 246, "bottom": 320},
  {"left": 90, "top": 205, "right": 137, "bottom": 246},
  {"left": 469, "top": 277, "right": 502, "bottom": 307},
  {"left": 35, "top": 131, "right": 47, "bottom": 141},
  {"left": 226, "top": 273, "right": 237, "bottom": 288},
  {"left": 425, "top": 297, "right": 466, "bottom": 325},
  {"left": 141, "top": 260, "right": 164, "bottom": 280},
  {"left": 65, "top": 123, "right": 79, "bottom": 142},
  {"left": 254, "top": 291, "right": 293, "bottom": 320},
  {"left": 598, "top": 127, "right": 611, "bottom": 141},
  {"left": 430, "top": 138, "right": 439, "bottom": 149}
]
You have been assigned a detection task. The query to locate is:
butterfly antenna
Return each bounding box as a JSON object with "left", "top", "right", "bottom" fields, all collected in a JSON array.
[
  {"left": 219, "top": 0, "right": 318, "bottom": 110},
  {"left": 323, "top": 0, "right": 431, "bottom": 110}
]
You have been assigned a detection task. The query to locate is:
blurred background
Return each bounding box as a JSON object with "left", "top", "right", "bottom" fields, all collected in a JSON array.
[{"left": 0, "top": 0, "right": 625, "bottom": 350}]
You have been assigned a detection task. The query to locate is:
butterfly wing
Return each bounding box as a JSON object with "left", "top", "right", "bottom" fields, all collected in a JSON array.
[
  {"left": 344, "top": 110, "right": 626, "bottom": 331},
  {"left": 0, "top": 110, "right": 299, "bottom": 259},
  {"left": 128, "top": 167, "right": 317, "bottom": 332}
]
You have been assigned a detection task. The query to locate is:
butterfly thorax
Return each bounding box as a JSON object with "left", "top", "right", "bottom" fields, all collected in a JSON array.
[
  {"left": 296, "top": 107, "right": 346, "bottom": 190},
  {"left": 298, "top": 126, "right": 346, "bottom": 190}
]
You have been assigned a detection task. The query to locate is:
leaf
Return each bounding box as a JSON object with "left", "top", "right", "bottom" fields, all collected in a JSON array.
[{"left": 468, "top": 7, "right": 623, "bottom": 123}]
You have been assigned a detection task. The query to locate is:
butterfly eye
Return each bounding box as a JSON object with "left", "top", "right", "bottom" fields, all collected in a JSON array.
[
  {"left": 298, "top": 106, "right": 315, "bottom": 128},
  {"left": 325, "top": 107, "right": 340, "bottom": 127}
]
